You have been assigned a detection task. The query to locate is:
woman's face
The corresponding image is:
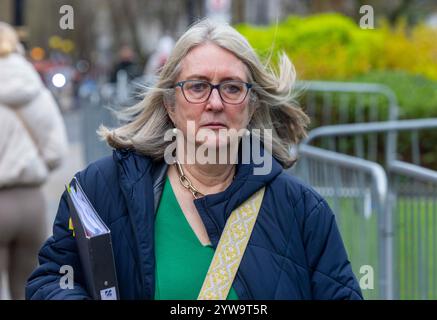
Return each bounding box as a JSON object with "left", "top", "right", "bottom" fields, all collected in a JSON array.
[{"left": 167, "top": 43, "right": 253, "bottom": 157}]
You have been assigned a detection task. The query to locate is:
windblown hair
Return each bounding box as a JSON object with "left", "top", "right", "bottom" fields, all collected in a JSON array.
[{"left": 98, "top": 18, "right": 310, "bottom": 168}]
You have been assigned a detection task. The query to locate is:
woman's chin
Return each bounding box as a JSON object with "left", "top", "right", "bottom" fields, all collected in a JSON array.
[{"left": 195, "top": 137, "right": 228, "bottom": 150}]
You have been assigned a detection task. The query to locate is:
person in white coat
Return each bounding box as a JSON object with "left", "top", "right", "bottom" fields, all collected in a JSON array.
[{"left": 0, "top": 22, "right": 69, "bottom": 299}]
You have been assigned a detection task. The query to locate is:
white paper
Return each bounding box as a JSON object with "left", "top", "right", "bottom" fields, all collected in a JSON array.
[{"left": 68, "top": 178, "right": 109, "bottom": 237}]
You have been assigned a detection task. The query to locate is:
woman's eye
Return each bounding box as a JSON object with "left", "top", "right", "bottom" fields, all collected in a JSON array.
[
  {"left": 224, "top": 84, "right": 242, "bottom": 94},
  {"left": 188, "top": 82, "right": 208, "bottom": 92}
]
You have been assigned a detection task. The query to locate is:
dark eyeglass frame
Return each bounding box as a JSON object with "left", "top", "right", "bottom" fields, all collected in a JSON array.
[{"left": 173, "top": 79, "right": 253, "bottom": 105}]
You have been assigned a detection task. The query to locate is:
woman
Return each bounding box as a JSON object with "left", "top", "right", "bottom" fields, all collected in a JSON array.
[
  {"left": 0, "top": 22, "right": 68, "bottom": 299},
  {"left": 26, "top": 19, "right": 362, "bottom": 300}
]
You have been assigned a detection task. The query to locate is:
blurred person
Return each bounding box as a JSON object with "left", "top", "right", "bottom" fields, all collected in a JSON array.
[
  {"left": 143, "top": 35, "right": 175, "bottom": 83},
  {"left": 110, "top": 45, "right": 143, "bottom": 83},
  {"left": 26, "top": 19, "right": 362, "bottom": 300},
  {"left": 0, "top": 22, "right": 68, "bottom": 299}
]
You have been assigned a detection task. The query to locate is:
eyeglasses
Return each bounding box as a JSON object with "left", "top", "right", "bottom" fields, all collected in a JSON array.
[{"left": 174, "top": 79, "right": 253, "bottom": 105}]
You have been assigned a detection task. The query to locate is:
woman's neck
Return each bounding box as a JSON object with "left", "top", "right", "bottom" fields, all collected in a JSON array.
[
  {"left": 175, "top": 161, "right": 236, "bottom": 196},
  {"left": 173, "top": 140, "right": 240, "bottom": 195}
]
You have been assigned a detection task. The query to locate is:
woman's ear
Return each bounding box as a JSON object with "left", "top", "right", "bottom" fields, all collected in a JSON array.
[
  {"left": 248, "top": 102, "right": 257, "bottom": 125},
  {"left": 163, "top": 93, "right": 175, "bottom": 118},
  {"left": 164, "top": 100, "right": 176, "bottom": 127}
]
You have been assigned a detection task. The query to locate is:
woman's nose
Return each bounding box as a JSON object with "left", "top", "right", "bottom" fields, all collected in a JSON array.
[{"left": 206, "top": 88, "right": 224, "bottom": 111}]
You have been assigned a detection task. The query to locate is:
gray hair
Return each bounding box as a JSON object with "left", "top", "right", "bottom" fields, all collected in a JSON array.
[{"left": 98, "top": 18, "right": 309, "bottom": 168}]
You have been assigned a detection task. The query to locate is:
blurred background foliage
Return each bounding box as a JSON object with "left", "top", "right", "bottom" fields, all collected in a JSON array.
[{"left": 236, "top": 13, "right": 437, "bottom": 119}]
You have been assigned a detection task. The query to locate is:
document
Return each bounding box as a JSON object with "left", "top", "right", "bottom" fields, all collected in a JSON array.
[{"left": 66, "top": 177, "right": 119, "bottom": 300}]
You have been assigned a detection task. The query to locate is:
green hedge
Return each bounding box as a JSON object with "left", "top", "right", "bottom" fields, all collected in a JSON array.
[
  {"left": 350, "top": 71, "right": 437, "bottom": 119},
  {"left": 236, "top": 14, "right": 437, "bottom": 118},
  {"left": 236, "top": 13, "right": 437, "bottom": 81}
]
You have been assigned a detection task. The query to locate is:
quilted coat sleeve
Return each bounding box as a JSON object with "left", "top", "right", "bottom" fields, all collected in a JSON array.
[
  {"left": 303, "top": 197, "right": 363, "bottom": 300},
  {"left": 25, "top": 175, "right": 91, "bottom": 300}
]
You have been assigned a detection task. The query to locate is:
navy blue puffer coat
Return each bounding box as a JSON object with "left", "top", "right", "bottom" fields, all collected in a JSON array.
[{"left": 26, "top": 148, "right": 363, "bottom": 300}]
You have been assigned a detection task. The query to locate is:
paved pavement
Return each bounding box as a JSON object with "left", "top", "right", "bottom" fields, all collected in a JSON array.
[
  {"left": 42, "top": 143, "right": 85, "bottom": 233},
  {"left": 43, "top": 108, "right": 86, "bottom": 233}
]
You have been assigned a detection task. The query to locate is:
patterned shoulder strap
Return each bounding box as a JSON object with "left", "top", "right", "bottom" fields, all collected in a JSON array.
[{"left": 198, "top": 187, "right": 266, "bottom": 300}]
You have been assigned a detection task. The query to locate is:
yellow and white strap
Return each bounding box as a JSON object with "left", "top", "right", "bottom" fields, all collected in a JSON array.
[{"left": 198, "top": 187, "right": 265, "bottom": 300}]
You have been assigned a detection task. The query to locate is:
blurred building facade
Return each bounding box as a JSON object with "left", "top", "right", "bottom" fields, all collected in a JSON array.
[{"left": 1, "top": 0, "right": 437, "bottom": 80}]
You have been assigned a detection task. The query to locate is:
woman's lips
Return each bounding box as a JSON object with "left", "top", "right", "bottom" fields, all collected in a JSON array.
[{"left": 201, "top": 123, "right": 227, "bottom": 129}]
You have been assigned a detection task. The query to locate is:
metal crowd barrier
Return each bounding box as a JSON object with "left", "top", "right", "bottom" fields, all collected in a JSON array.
[
  {"left": 291, "top": 81, "right": 401, "bottom": 299},
  {"left": 295, "top": 80, "right": 399, "bottom": 163},
  {"left": 294, "top": 144, "right": 387, "bottom": 300},
  {"left": 78, "top": 76, "right": 151, "bottom": 164},
  {"left": 296, "top": 80, "right": 399, "bottom": 124},
  {"left": 297, "top": 118, "right": 437, "bottom": 300},
  {"left": 79, "top": 86, "right": 120, "bottom": 164}
]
